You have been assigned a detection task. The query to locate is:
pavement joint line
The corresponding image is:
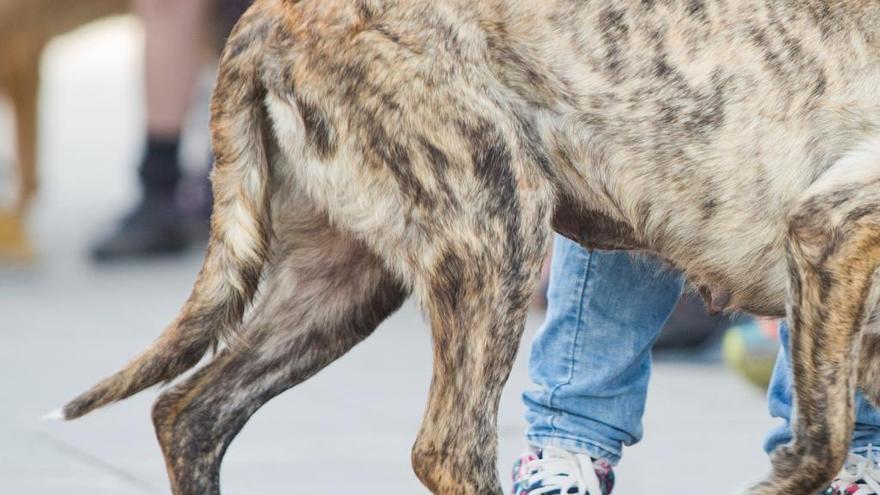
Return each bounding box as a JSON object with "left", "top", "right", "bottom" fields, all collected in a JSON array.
[{"left": 30, "top": 429, "right": 162, "bottom": 493}]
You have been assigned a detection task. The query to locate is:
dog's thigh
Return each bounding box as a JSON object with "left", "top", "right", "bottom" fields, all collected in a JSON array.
[
  {"left": 751, "top": 143, "right": 880, "bottom": 495},
  {"left": 269, "top": 63, "right": 558, "bottom": 492},
  {"left": 151, "top": 204, "right": 407, "bottom": 495}
]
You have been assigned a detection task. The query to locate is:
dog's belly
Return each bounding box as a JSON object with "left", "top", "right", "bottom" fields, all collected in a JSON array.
[
  {"left": 554, "top": 191, "right": 790, "bottom": 316},
  {"left": 547, "top": 95, "right": 844, "bottom": 316},
  {"left": 548, "top": 106, "right": 820, "bottom": 316}
]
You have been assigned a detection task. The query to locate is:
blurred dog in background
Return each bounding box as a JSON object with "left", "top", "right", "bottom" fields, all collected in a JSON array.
[
  {"left": 0, "top": 0, "right": 127, "bottom": 258},
  {"left": 0, "top": 0, "right": 246, "bottom": 260}
]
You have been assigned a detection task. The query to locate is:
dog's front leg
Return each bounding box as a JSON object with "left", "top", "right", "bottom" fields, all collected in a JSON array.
[{"left": 750, "top": 157, "right": 880, "bottom": 494}]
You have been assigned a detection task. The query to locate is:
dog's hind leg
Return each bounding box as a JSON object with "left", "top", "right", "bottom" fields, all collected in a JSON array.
[
  {"left": 751, "top": 141, "right": 880, "bottom": 495},
  {"left": 409, "top": 203, "right": 552, "bottom": 492},
  {"left": 410, "top": 239, "right": 549, "bottom": 494},
  {"left": 151, "top": 205, "right": 407, "bottom": 495}
]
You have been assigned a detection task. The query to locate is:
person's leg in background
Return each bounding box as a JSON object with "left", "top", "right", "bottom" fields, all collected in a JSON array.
[
  {"left": 764, "top": 322, "right": 880, "bottom": 494},
  {"left": 514, "top": 235, "right": 684, "bottom": 495},
  {"left": 92, "top": 0, "right": 211, "bottom": 260}
]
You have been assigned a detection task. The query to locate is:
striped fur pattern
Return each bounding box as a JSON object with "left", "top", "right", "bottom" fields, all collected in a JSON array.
[{"left": 60, "top": 0, "right": 880, "bottom": 493}]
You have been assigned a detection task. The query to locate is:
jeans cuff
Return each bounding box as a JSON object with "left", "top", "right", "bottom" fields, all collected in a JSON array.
[
  {"left": 851, "top": 440, "right": 880, "bottom": 452},
  {"left": 526, "top": 433, "right": 622, "bottom": 466}
]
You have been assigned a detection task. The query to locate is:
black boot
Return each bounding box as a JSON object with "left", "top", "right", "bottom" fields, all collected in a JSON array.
[
  {"left": 91, "top": 137, "right": 188, "bottom": 262},
  {"left": 91, "top": 193, "right": 188, "bottom": 261},
  {"left": 177, "top": 171, "right": 213, "bottom": 244}
]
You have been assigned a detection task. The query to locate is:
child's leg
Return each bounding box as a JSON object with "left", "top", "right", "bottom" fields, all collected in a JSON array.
[
  {"left": 523, "top": 235, "right": 684, "bottom": 464},
  {"left": 91, "top": 0, "right": 214, "bottom": 261},
  {"left": 764, "top": 323, "right": 880, "bottom": 455}
]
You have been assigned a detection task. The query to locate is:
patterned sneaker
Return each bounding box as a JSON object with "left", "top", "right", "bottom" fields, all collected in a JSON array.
[
  {"left": 512, "top": 446, "right": 614, "bottom": 495},
  {"left": 826, "top": 446, "right": 880, "bottom": 494}
]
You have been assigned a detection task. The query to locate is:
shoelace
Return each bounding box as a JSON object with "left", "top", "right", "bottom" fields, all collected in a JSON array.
[
  {"left": 836, "top": 445, "right": 880, "bottom": 494},
  {"left": 523, "top": 446, "right": 604, "bottom": 495}
]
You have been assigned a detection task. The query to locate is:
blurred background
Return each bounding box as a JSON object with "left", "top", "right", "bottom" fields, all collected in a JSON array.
[{"left": 0, "top": 3, "right": 782, "bottom": 494}]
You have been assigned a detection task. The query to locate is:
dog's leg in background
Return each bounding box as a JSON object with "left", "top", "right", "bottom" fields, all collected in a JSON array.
[
  {"left": 751, "top": 144, "right": 880, "bottom": 495},
  {"left": 0, "top": 36, "right": 40, "bottom": 258},
  {"left": 151, "top": 202, "right": 407, "bottom": 495},
  {"left": 0, "top": 37, "right": 40, "bottom": 215}
]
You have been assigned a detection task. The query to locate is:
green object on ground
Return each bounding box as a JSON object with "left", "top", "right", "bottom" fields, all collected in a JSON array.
[{"left": 722, "top": 320, "right": 780, "bottom": 389}]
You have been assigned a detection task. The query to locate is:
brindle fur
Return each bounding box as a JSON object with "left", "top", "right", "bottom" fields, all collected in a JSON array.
[{"left": 60, "top": 0, "right": 880, "bottom": 493}]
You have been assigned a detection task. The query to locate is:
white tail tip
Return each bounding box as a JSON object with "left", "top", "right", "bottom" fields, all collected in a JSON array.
[{"left": 41, "top": 408, "right": 65, "bottom": 421}]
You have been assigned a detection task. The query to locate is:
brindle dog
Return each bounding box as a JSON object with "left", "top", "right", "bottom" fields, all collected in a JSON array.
[{"left": 55, "top": 0, "right": 880, "bottom": 493}]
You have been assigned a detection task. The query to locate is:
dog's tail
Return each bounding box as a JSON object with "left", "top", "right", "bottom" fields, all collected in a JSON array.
[{"left": 58, "top": 22, "right": 272, "bottom": 421}]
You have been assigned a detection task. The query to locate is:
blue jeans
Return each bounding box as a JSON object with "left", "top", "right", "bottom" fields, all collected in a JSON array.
[{"left": 524, "top": 235, "right": 880, "bottom": 465}]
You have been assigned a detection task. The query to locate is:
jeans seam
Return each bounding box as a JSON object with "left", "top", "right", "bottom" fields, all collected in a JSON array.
[{"left": 547, "top": 248, "right": 594, "bottom": 426}]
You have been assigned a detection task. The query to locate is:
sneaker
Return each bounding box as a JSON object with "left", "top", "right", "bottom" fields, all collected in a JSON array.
[
  {"left": 827, "top": 446, "right": 880, "bottom": 494},
  {"left": 512, "top": 446, "right": 614, "bottom": 495}
]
